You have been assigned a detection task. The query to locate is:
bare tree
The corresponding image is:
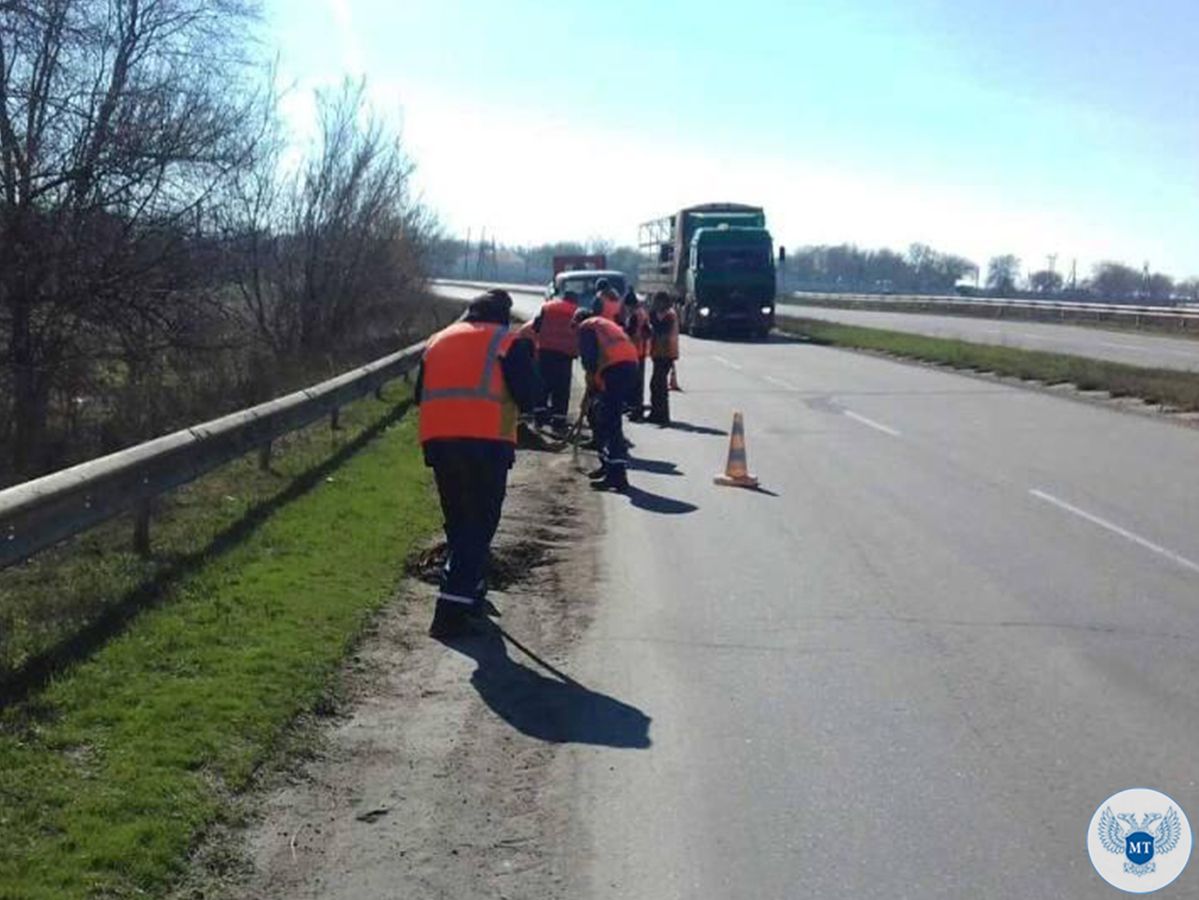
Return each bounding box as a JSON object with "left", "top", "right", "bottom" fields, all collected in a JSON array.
[
  {"left": 0, "top": 0, "right": 264, "bottom": 475},
  {"left": 225, "top": 79, "right": 437, "bottom": 361},
  {"left": 985, "top": 255, "right": 1020, "bottom": 296}
]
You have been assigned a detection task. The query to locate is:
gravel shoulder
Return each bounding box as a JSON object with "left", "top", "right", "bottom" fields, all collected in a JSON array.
[{"left": 221, "top": 442, "right": 614, "bottom": 899}]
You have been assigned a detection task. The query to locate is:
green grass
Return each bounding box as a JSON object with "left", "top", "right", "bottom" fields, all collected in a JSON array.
[
  {"left": 779, "top": 315, "right": 1199, "bottom": 411},
  {"left": 0, "top": 401, "right": 440, "bottom": 899}
]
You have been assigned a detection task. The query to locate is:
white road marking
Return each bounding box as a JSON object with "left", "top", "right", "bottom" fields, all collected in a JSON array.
[
  {"left": 843, "top": 410, "right": 901, "bottom": 437},
  {"left": 1029, "top": 489, "right": 1199, "bottom": 576},
  {"left": 711, "top": 355, "right": 743, "bottom": 371},
  {"left": 763, "top": 375, "right": 799, "bottom": 390}
]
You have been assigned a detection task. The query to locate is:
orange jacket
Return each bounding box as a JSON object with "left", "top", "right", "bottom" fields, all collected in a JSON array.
[
  {"left": 419, "top": 322, "right": 518, "bottom": 444},
  {"left": 651, "top": 308, "right": 679, "bottom": 360},
  {"left": 627, "top": 306, "right": 651, "bottom": 359},
  {"left": 580, "top": 315, "right": 639, "bottom": 378},
  {"left": 536, "top": 298, "right": 579, "bottom": 356}
]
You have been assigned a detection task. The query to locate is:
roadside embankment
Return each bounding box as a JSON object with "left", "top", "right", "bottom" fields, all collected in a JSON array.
[
  {"left": 0, "top": 397, "right": 441, "bottom": 899},
  {"left": 779, "top": 315, "right": 1199, "bottom": 414}
]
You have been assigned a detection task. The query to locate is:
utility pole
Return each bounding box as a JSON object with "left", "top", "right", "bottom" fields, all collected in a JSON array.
[
  {"left": 1069, "top": 258, "right": 1077, "bottom": 291},
  {"left": 462, "top": 227, "right": 471, "bottom": 277}
]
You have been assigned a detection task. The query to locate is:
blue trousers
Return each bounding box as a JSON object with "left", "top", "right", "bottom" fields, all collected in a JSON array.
[
  {"left": 537, "top": 350, "right": 574, "bottom": 427},
  {"left": 596, "top": 362, "right": 636, "bottom": 471},
  {"left": 431, "top": 452, "right": 509, "bottom": 605}
]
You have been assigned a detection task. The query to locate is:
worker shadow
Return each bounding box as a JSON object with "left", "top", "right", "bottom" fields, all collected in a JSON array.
[
  {"left": 441, "top": 625, "right": 652, "bottom": 749},
  {"left": 663, "top": 420, "right": 727, "bottom": 436},
  {"left": 621, "top": 484, "right": 698, "bottom": 515},
  {"left": 625, "top": 455, "right": 682, "bottom": 476}
]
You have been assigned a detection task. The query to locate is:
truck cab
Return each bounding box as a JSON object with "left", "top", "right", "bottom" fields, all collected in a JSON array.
[
  {"left": 686, "top": 225, "right": 775, "bottom": 338},
  {"left": 638, "top": 203, "right": 777, "bottom": 339}
]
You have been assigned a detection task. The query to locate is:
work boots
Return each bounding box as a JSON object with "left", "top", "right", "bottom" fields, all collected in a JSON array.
[{"left": 428, "top": 598, "right": 474, "bottom": 639}]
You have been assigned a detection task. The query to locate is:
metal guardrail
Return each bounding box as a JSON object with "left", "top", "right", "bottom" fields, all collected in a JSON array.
[
  {"left": 786, "top": 291, "right": 1199, "bottom": 325},
  {"left": 0, "top": 340, "right": 425, "bottom": 570}
]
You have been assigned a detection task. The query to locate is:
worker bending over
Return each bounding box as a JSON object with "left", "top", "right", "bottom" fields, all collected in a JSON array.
[
  {"left": 648, "top": 292, "right": 680, "bottom": 425},
  {"left": 532, "top": 289, "right": 580, "bottom": 432},
  {"left": 416, "top": 289, "right": 541, "bottom": 638},
  {"left": 576, "top": 307, "right": 639, "bottom": 491}
]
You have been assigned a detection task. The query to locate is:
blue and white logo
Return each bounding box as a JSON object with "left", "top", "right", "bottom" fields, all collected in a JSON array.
[{"left": 1088, "top": 788, "right": 1192, "bottom": 893}]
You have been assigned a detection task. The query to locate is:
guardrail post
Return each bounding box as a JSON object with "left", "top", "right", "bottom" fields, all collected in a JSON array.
[
  {"left": 331, "top": 407, "right": 341, "bottom": 430},
  {"left": 258, "top": 441, "right": 272, "bottom": 471},
  {"left": 374, "top": 384, "right": 385, "bottom": 401},
  {"left": 133, "top": 499, "right": 152, "bottom": 557}
]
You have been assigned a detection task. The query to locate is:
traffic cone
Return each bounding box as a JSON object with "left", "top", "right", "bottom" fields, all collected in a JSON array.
[
  {"left": 669, "top": 363, "right": 682, "bottom": 392},
  {"left": 714, "top": 412, "right": 759, "bottom": 489}
]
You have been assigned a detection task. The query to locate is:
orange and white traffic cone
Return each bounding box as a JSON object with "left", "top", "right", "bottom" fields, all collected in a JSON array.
[
  {"left": 668, "top": 363, "right": 682, "bottom": 392},
  {"left": 714, "top": 412, "right": 759, "bottom": 489}
]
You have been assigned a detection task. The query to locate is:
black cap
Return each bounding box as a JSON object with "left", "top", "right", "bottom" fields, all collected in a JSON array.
[
  {"left": 623, "top": 291, "right": 638, "bottom": 306},
  {"left": 465, "top": 288, "right": 513, "bottom": 324},
  {"left": 595, "top": 277, "right": 610, "bottom": 291}
]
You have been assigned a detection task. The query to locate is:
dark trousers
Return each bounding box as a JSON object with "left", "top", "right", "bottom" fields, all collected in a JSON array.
[
  {"left": 431, "top": 453, "right": 509, "bottom": 605},
  {"left": 626, "top": 358, "right": 646, "bottom": 416},
  {"left": 596, "top": 362, "right": 636, "bottom": 471},
  {"left": 538, "top": 350, "right": 574, "bottom": 427},
  {"left": 649, "top": 357, "right": 672, "bottom": 423}
]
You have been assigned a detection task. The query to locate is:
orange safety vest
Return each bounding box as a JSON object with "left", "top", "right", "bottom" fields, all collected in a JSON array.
[
  {"left": 651, "top": 308, "right": 679, "bottom": 360},
  {"left": 537, "top": 298, "right": 579, "bottom": 356},
  {"left": 598, "top": 292, "right": 623, "bottom": 322},
  {"left": 628, "top": 306, "right": 651, "bottom": 359},
  {"left": 419, "top": 321, "right": 518, "bottom": 445},
  {"left": 581, "top": 316, "right": 639, "bottom": 374},
  {"left": 513, "top": 319, "right": 538, "bottom": 353}
]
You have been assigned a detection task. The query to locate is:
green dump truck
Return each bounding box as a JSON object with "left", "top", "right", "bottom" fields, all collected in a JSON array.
[{"left": 638, "top": 203, "right": 777, "bottom": 339}]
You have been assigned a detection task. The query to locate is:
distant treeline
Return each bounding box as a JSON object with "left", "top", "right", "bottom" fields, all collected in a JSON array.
[{"left": 432, "top": 237, "right": 1199, "bottom": 305}]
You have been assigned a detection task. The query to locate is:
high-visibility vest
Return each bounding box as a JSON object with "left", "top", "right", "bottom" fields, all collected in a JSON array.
[
  {"left": 597, "top": 292, "right": 623, "bottom": 322},
  {"left": 651, "top": 309, "right": 679, "bottom": 360},
  {"left": 513, "top": 319, "right": 538, "bottom": 352},
  {"left": 628, "top": 306, "right": 651, "bottom": 359},
  {"left": 419, "top": 322, "right": 518, "bottom": 445},
  {"left": 537, "top": 298, "right": 578, "bottom": 356},
  {"left": 581, "top": 316, "right": 639, "bottom": 374}
]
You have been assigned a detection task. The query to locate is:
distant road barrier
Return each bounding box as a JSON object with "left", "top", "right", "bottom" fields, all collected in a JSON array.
[
  {"left": 787, "top": 291, "right": 1199, "bottom": 329},
  {"left": 0, "top": 341, "right": 425, "bottom": 570},
  {"left": 436, "top": 278, "right": 1199, "bottom": 329}
]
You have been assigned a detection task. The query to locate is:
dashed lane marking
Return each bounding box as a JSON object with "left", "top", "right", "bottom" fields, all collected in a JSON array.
[
  {"left": 842, "top": 410, "right": 901, "bottom": 437},
  {"left": 1030, "top": 488, "right": 1199, "bottom": 576}
]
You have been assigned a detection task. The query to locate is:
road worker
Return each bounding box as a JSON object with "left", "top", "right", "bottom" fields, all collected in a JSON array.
[
  {"left": 532, "top": 289, "right": 580, "bottom": 432},
  {"left": 648, "top": 291, "right": 680, "bottom": 425},
  {"left": 623, "top": 288, "right": 651, "bottom": 421},
  {"left": 594, "top": 278, "right": 624, "bottom": 323},
  {"left": 415, "top": 289, "right": 541, "bottom": 638},
  {"left": 576, "top": 307, "right": 640, "bottom": 491}
]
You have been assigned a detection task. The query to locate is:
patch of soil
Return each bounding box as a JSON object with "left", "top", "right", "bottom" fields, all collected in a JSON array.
[
  {"left": 192, "top": 437, "right": 603, "bottom": 900},
  {"left": 406, "top": 538, "right": 555, "bottom": 591}
]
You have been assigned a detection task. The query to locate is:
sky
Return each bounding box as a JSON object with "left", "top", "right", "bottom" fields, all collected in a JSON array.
[{"left": 266, "top": 0, "right": 1199, "bottom": 279}]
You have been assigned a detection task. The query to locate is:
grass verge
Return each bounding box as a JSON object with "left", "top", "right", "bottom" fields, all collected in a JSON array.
[
  {"left": 779, "top": 315, "right": 1199, "bottom": 412},
  {"left": 0, "top": 402, "right": 440, "bottom": 899}
]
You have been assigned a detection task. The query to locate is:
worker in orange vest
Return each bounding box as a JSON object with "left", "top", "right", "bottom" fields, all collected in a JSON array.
[
  {"left": 416, "top": 289, "right": 541, "bottom": 638},
  {"left": 647, "top": 291, "right": 680, "bottom": 426},
  {"left": 532, "top": 290, "right": 580, "bottom": 432},
  {"left": 577, "top": 308, "right": 640, "bottom": 491},
  {"left": 594, "top": 278, "right": 624, "bottom": 323},
  {"left": 622, "top": 288, "right": 651, "bottom": 421}
]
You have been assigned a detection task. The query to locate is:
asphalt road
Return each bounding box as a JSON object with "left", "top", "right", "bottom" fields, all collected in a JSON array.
[
  {"left": 783, "top": 302, "right": 1199, "bottom": 372},
  {"left": 432, "top": 284, "right": 1199, "bottom": 897}
]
